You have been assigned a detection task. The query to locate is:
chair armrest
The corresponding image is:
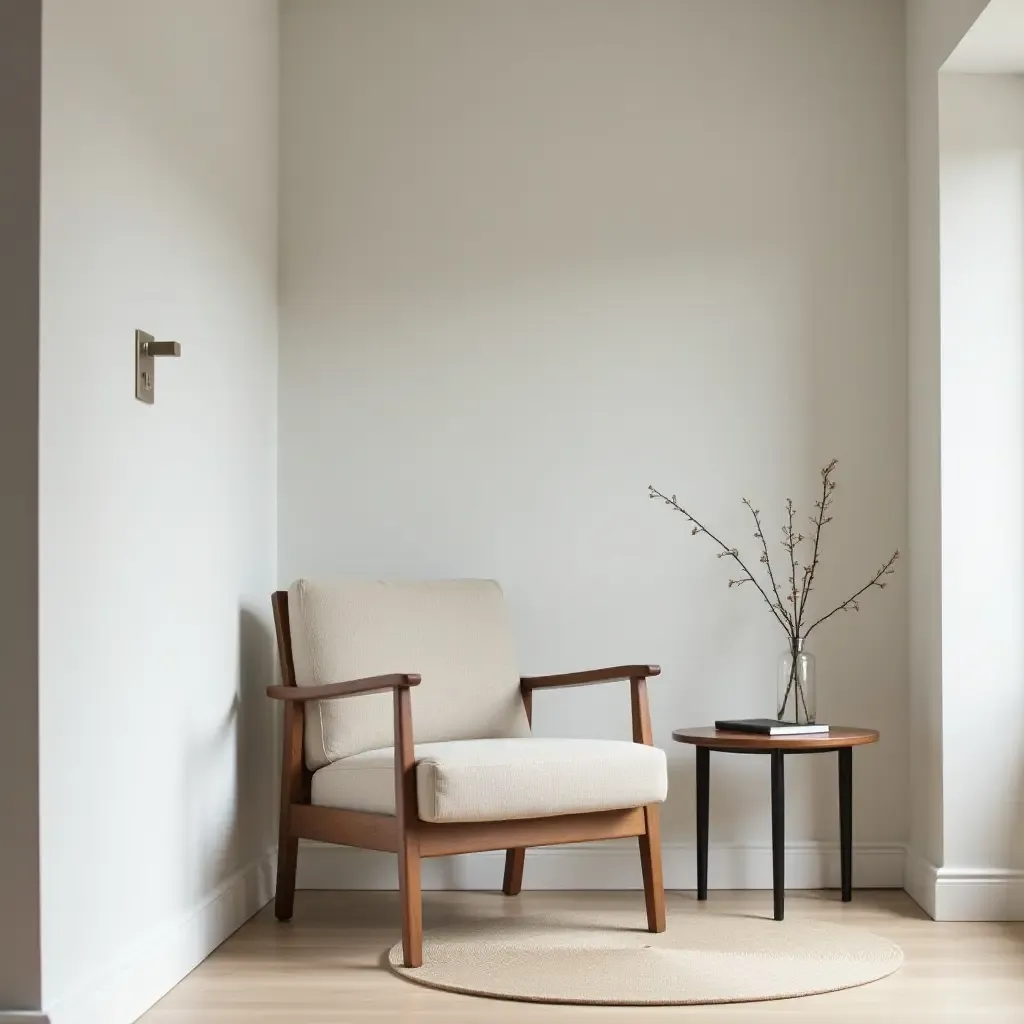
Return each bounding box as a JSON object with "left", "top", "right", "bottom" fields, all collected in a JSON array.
[
  {"left": 266, "top": 673, "right": 421, "bottom": 702},
  {"left": 520, "top": 665, "right": 661, "bottom": 691}
]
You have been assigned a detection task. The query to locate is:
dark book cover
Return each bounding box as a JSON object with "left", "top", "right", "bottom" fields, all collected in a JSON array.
[{"left": 714, "top": 718, "right": 829, "bottom": 736}]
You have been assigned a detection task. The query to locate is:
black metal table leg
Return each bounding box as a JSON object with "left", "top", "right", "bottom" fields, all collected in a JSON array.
[
  {"left": 771, "top": 750, "right": 785, "bottom": 921},
  {"left": 696, "top": 747, "right": 710, "bottom": 900},
  {"left": 839, "top": 747, "right": 852, "bottom": 901}
]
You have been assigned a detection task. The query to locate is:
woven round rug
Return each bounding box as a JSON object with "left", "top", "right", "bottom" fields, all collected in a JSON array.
[{"left": 388, "top": 906, "right": 903, "bottom": 1005}]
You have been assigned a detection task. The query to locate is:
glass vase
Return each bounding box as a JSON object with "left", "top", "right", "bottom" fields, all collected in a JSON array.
[{"left": 777, "top": 638, "right": 816, "bottom": 724}]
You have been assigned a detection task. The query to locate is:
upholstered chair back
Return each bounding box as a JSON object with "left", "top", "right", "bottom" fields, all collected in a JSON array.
[{"left": 287, "top": 579, "right": 531, "bottom": 769}]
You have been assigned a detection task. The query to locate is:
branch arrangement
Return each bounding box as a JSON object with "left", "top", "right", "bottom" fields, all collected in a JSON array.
[{"left": 649, "top": 460, "right": 898, "bottom": 719}]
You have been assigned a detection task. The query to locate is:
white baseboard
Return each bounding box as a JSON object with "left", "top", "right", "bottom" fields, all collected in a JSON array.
[
  {"left": 903, "top": 848, "right": 1024, "bottom": 921},
  {"left": 296, "top": 839, "right": 905, "bottom": 891},
  {"left": 933, "top": 866, "right": 1024, "bottom": 921},
  {"left": 903, "top": 846, "right": 938, "bottom": 918},
  {"left": 43, "top": 848, "right": 276, "bottom": 1024}
]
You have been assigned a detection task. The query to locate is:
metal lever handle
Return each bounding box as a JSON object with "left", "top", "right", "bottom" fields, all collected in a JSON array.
[{"left": 143, "top": 340, "right": 181, "bottom": 357}]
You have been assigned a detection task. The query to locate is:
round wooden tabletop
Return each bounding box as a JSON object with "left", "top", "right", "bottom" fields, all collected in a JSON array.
[{"left": 671, "top": 726, "right": 879, "bottom": 751}]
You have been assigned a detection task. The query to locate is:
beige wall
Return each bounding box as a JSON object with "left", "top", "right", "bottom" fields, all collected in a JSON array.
[
  {"left": 279, "top": 0, "right": 908, "bottom": 886},
  {"left": 0, "top": 0, "right": 42, "bottom": 1014}
]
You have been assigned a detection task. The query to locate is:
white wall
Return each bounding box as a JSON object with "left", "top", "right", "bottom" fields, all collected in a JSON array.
[
  {"left": 0, "top": 0, "right": 42, "bottom": 1015},
  {"left": 904, "top": 0, "right": 989, "bottom": 892},
  {"left": 279, "top": 0, "right": 908, "bottom": 886},
  {"left": 37, "top": 3, "right": 279, "bottom": 1021},
  {"left": 939, "top": 72, "right": 1024, "bottom": 882}
]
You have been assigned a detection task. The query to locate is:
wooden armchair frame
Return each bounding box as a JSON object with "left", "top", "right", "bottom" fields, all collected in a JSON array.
[{"left": 267, "top": 590, "right": 665, "bottom": 967}]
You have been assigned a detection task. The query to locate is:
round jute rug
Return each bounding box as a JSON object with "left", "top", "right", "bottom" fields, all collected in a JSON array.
[{"left": 388, "top": 906, "right": 903, "bottom": 1005}]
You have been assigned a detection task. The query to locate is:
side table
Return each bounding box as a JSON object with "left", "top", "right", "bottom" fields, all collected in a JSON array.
[{"left": 671, "top": 726, "right": 879, "bottom": 921}]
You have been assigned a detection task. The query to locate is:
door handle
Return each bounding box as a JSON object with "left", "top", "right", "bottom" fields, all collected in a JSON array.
[
  {"left": 135, "top": 329, "right": 182, "bottom": 404},
  {"left": 143, "top": 339, "right": 181, "bottom": 357}
]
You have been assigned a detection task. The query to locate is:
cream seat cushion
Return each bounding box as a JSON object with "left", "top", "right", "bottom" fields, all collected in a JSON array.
[{"left": 310, "top": 737, "right": 668, "bottom": 824}]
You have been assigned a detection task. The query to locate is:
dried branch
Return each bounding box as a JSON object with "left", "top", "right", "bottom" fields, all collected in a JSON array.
[
  {"left": 650, "top": 460, "right": 899, "bottom": 658},
  {"left": 803, "top": 550, "right": 899, "bottom": 637},
  {"left": 743, "top": 498, "right": 792, "bottom": 630},
  {"left": 796, "top": 459, "right": 836, "bottom": 633},
  {"left": 782, "top": 498, "right": 803, "bottom": 626},
  {"left": 649, "top": 485, "right": 791, "bottom": 633}
]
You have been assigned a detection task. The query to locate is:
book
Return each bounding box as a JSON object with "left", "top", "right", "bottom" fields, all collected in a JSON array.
[{"left": 714, "top": 718, "right": 829, "bottom": 736}]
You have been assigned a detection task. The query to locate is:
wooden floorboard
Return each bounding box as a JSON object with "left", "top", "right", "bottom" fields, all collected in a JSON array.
[{"left": 138, "top": 890, "right": 1024, "bottom": 1022}]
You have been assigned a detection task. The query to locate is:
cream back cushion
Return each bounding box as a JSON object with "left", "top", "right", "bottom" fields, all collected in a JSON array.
[{"left": 288, "top": 579, "right": 531, "bottom": 768}]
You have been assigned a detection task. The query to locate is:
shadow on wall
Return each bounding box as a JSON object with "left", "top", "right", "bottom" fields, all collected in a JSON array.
[
  {"left": 1015, "top": 756, "right": 1024, "bottom": 875},
  {"left": 237, "top": 604, "right": 278, "bottom": 868},
  {"left": 181, "top": 605, "right": 278, "bottom": 904}
]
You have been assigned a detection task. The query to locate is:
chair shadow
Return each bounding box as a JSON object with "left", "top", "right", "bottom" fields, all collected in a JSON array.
[{"left": 405, "top": 890, "right": 659, "bottom": 945}]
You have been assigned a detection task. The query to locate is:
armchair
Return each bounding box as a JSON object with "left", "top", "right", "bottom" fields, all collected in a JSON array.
[{"left": 268, "top": 579, "right": 667, "bottom": 967}]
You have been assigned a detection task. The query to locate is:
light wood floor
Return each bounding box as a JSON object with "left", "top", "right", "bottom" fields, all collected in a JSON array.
[{"left": 139, "top": 890, "right": 1024, "bottom": 1023}]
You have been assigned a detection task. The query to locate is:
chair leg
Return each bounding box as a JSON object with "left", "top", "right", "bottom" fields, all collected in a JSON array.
[
  {"left": 397, "top": 830, "right": 423, "bottom": 967},
  {"left": 638, "top": 804, "right": 666, "bottom": 933},
  {"left": 275, "top": 834, "right": 298, "bottom": 922},
  {"left": 503, "top": 847, "right": 526, "bottom": 896}
]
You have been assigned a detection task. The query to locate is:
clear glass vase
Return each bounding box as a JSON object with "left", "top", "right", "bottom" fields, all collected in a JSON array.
[{"left": 777, "top": 638, "right": 816, "bottom": 724}]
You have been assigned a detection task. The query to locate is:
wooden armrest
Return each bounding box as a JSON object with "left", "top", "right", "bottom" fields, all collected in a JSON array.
[
  {"left": 266, "top": 673, "right": 421, "bottom": 702},
  {"left": 520, "top": 664, "right": 661, "bottom": 691}
]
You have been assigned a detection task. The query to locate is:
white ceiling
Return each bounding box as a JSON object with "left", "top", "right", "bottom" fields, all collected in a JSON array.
[{"left": 944, "top": 0, "right": 1024, "bottom": 73}]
